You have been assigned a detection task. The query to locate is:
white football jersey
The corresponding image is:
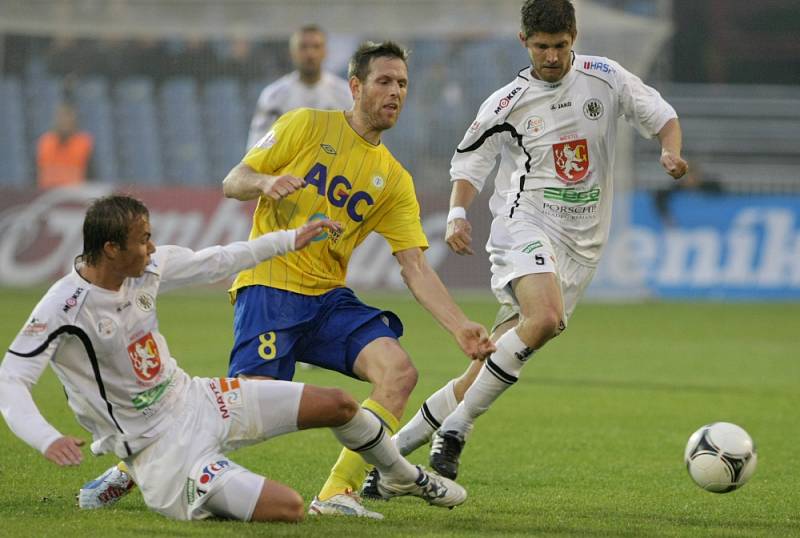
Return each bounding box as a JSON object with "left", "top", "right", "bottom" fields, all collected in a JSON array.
[
  {"left": 0, "top": 232, "right": 293, "bottom": 458},
  {"left": 451, "top": 54, "right": 677, "bottom": 265},
  {"left": 246, "top": 70, "right": 353, "bottom": 150}
]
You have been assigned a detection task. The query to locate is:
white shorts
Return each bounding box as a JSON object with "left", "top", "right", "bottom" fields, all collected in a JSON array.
[
  {"left": 124, "top": 377, "right": 304, "bottom": 521},
  {"left": 487, "top": 216, "right": 596, "bottom": 329}
]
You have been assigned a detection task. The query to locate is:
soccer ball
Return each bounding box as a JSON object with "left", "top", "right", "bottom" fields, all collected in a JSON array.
[{"left": 684, "top": 422, "right": 757, "bottom": 493}]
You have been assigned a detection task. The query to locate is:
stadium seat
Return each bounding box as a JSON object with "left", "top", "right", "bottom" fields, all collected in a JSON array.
[
  {"left": 75, "top": 76, "right": 119, "bottom": 182},
  {"left": 0, "top": 77, "right": 31, "bottom": 186},
  {"left": 25, "top": 74, "right": 61, "bottom": 154},
  {"left": 204, "top": 77, "right": 248, "bottom": 181},
  {"left": 159, "top": 76, "right": 210, "bottom": 184},
  {"left": 114, "top": 77, "right": 164, "bottom": 184}
]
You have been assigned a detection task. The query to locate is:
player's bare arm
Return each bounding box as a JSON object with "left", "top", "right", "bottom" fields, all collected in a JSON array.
[
  {"left": 394, "top": 247, "right": 495, "bottom": 360},
  {"left": 446, "top": 179, "right": 480, "bottom": 256},
  {"left": 222, "top": 162, "right": 306, "bottom": 201},
  {"left": 657, "top": 118, "right": 688, "bottom": 179}
]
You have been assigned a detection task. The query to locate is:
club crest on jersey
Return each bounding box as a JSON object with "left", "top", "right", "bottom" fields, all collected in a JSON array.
[
  {"left": 553, "top": 139, "right": 589, "bottom": 183},
  {"left": 127, "top": 332, "right": 162, "bottom": 381},
  {"left": 135, "top": 292, "right": 155, "bottom": 312},
  {"left": 583, "top": 98, "right": 604, "bottom": 120}
]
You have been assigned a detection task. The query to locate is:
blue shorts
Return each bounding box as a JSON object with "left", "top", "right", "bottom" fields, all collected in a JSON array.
[{"left": 228, "top": 286, "right": 403, "bottom": 380}]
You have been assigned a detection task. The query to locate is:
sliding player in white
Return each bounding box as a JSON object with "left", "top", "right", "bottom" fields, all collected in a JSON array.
[{"left": 0, "top": 195, "right": 465, "bottom": 522}]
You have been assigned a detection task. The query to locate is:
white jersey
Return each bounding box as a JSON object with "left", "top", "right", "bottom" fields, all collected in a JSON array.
[
  {"left": 246, "top": 70, "right": 353, "bottom": 149},
  {"left": 450, "top": 54, "right": 677, "bottom": 266},
  {"left": 0, "top": 231, "right": 294, "bottom": 459}
]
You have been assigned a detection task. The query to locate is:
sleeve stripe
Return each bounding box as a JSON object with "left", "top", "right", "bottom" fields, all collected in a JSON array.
[{"left": 11, "top": 325, "right": 132, "bottom": 456}]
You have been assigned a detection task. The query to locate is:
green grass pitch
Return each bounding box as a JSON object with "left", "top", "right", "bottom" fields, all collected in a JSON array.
[{"left": 1, "top": 287, "right": 798, "bottom": 537}]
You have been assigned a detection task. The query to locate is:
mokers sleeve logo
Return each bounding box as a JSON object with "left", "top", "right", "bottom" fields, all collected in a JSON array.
[{"left": 553, "top": 139, "right": 589, "bottom": 183}]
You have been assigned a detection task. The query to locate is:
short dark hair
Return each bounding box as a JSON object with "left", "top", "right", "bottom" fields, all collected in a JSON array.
[
  {"left": 82, "top": 195, "right": 149, "bottom": 265},
  {"left": 520, "top": 0, "right": 577, "bottom": 39},
  {"left": 347, "top": 40, "right": 409, "bottom": 81}
]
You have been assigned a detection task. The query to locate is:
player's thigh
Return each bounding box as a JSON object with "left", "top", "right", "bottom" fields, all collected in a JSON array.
[
  {"left": 296, "top": 384, "right": 359, "bottom": 430},
  {"left": 301, "top": 288, "right": 404, "bottom": 379},
  {"left": 205, "top": 471, "right": 304, "bottom": 523},
  {"left": 512, "top": 272, "right": 564, "bottom": 322},
  {"left": 229, "top": 286, "right": 317, "bottom": 380},
  {"left": 351, "top": 335, "right": 415, "bottom": 387},
  {"left": 222, "top": 378, "right": 304, "bottom": 450}
]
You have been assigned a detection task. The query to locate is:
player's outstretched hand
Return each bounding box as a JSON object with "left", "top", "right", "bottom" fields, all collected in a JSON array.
[
  {"left": 262, "top": 174, "right": 306, "bottom": 200},
  {"left": 294, "top": 219, "right": 342, "bottom": 250},
  {"left": 44, "top": 436, "right": 85, "bottom": 466},
  {"left": 660, "top": 151, "right": 688, "bottom": 179},
  {"left": 455, "top": 321, "right": 496, "bottom": 361},
  {"left": 446, "top": 218, "right": 474, "bottom": 255}
]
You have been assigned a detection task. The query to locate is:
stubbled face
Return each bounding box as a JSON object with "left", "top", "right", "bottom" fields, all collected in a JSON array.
[
  {"left": 116, "top": 215, "right": 155, "bottom": 278},
  {"left": 352, "top": 56, "right": 408, "bottom": 132},
  {"left": 290, "top": 30, "right": 326, "bottom": 79},
  {"left": 521, "top": 31, "right": 575, "bottom": 83}
]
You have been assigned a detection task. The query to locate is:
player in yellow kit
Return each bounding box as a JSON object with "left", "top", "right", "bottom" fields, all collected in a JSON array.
[{"left": 222, "top": 41, "right": 495, "bottom": 519}]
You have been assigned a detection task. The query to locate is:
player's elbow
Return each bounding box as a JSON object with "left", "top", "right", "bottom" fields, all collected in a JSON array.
[{"left": 222, "top": 163, "right": 255, "bottom": 200}]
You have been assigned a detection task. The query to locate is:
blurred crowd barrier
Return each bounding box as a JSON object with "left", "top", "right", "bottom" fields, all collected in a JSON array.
[{"left": 1, "top": 185, "right": 798, "bottom": 299}]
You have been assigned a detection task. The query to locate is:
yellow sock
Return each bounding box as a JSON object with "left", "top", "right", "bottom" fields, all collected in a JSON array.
[{"left": 317, "top": 398, "right": 400, "bottom": 500}]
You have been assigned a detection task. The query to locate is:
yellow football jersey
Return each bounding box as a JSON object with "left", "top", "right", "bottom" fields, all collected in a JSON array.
[{"left": 231, "top": 108, "right": 429, "bottom": 296}]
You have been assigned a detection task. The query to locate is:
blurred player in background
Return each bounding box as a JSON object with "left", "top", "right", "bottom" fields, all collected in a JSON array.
[
  {"left": 0, "top": 195, "right": 466, "bottom": 522},
  {"left": 246, "top": 24, "right": 352, "bottom": 150},
  {"left": 222, "top": 40, "right": 494, "bottom": 519},
  {"left": 362, "top": 0, "right": 688, "bottom": 491}
]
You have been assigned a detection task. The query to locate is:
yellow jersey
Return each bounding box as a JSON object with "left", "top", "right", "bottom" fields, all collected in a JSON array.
[{"left": 231, "top": 108, "right": 429, "bottom": 296}]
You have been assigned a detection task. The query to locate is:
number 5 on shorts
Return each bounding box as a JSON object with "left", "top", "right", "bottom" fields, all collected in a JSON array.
[{"left": 258, "top": 331, "right": 277, "bottom": 360}]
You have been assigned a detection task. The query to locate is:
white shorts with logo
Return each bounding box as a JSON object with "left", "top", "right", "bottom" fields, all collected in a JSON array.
[
  {"left": 124, "top": 377, "right": 303, "bottom": 520},
  {"left": 487, "top": 215, "right": 596, "bottom": 329}
]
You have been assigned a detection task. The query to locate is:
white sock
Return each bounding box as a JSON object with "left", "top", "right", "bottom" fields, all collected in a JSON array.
[
  {"left": 440, "top": 328, "right": 533, "bottom": 436},
  {"left": 394, "top": 380, "right": 458, "bottom": 456},
  {"left": 332, "top": 409, "right": 418, "bottom": 484}
]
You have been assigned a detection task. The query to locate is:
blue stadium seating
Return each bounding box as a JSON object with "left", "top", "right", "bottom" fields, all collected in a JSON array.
[
  {"left": 159, "top": 76, "right": 210, "bottom": 184},
  {"left": 114, "top": 77, "right": 164, "bottom": 184},
  {"left": 75, "top": 76, "right": 119, "bottom": 182},
  {"left": 25, "top": 74, "right": 61, "bottom": 151},
  {"left": 204, "top": 77, "right": 248, "bottom": 181},
  {"left": 0, "top": 77, "right": 31, "bottom": 185}
]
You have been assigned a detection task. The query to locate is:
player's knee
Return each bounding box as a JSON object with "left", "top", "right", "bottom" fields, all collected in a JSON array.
[
  {"left": 258, "top": 490, "right": 304, "bottom": 523},
  {"left": 280, "top": 491, "right": 305, "bottom": 523},
  {"left": 393, "top": 358, "right": 418, "bottom": 396},
  {"left": 328, "top": 388, "right": 360, "bottom": 426},
  {"left": 518, "top": 307, "right": 563, "bottom": 346}
]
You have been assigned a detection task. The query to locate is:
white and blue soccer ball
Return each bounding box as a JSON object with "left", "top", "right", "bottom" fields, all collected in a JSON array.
[{"left": 684, "top": 422, "right": 757, "bottom": 493}]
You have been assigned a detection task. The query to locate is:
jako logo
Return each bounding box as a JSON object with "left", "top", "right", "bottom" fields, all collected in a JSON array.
[
  {"left": 494, "top": 87, "right": 522, "bottom": 114},
  {"left": 304, "top": 163, "right": 374, "bottom": 222}
]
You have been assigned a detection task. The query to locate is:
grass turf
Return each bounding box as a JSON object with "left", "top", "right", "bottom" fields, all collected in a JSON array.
[{"left": 0, "top": 287, "right": 798, "bottom": 537}]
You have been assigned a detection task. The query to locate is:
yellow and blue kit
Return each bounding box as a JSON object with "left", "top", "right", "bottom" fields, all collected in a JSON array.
[{"left": 228, "top": 108, "right": 427, "bottom": 379}]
